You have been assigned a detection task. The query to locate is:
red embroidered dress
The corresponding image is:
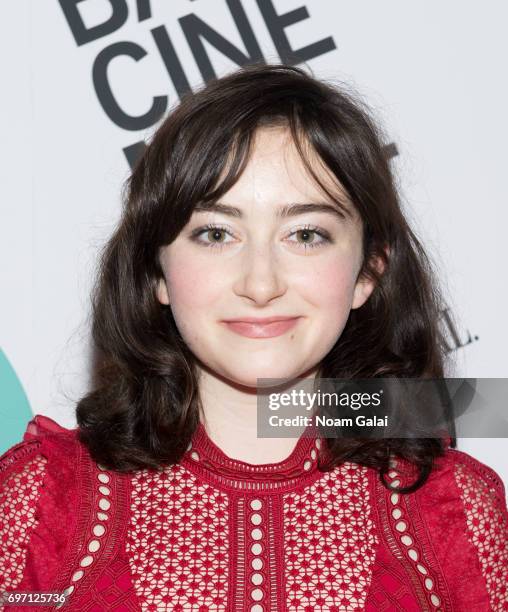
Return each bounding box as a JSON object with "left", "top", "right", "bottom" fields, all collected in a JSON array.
[{"left": 1, "top": 414, "right": 507, "bottom": 611}]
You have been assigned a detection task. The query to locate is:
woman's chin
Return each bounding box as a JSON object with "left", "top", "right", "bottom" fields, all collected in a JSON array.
[{"left": 223, "top": 366, "right": 308, "bottom": 390}]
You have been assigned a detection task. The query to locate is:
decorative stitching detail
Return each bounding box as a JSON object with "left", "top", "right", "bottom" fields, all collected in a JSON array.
[
  {"left": 384, "top": 465, "right": 443, "bottom": 610},
  {"left": 0, "top": 440, "right": 42, "bottom": 474},
  {"left": 180, "top": 423, "right": 323, "bottom": 493},
  {"left": 55, "top": 463, "right": 112, "bottom": 608}
]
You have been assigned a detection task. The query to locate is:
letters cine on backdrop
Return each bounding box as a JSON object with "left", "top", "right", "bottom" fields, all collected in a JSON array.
[{"left": 1, "top": 2, "right": 507, "bottom": 486}]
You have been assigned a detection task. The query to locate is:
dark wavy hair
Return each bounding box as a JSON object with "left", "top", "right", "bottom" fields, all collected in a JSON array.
[{"left": 76, "top": 61, "right": 455, "bottom": 493}]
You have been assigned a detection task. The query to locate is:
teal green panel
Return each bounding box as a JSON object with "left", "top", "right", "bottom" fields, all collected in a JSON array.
[{"left": 0, "top": 347, "right": 33, "bottom": 455}]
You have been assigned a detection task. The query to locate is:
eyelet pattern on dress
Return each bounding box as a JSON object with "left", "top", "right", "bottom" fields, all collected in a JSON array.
[
  {"left": 385, "top": 464, "right": 443, "bottom": 609},
  {"left": 125, "top": 434, "right": 382, "bottom": 611},
  {"left": 55, "top": 463, "right": 112, "bottom": 608},
  {"left": 3, "top": 418, "right": 508, "bottom": 610},
  {"left": 247, "top": 497, "right": 266, "bottom": 609}
]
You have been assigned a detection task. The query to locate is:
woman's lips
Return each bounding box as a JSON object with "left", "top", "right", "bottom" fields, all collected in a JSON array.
[{"left": 222, "top": 317, "right": 301, "bottom": 339}]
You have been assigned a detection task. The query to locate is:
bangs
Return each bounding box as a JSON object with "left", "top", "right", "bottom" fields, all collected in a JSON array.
[{"left": 186, "top": 114, "right": 356, "bottom": 225}]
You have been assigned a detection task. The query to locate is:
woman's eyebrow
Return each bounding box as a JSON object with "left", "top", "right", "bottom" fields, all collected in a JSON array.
[{"left": 194, "top": 201, "right": 352, "bottom": 220}]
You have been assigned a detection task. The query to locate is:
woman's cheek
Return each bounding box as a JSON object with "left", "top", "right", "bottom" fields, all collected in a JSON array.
[
  {"left": 297, "top": 256, "right": 358, "bottom": 312},
  {"left": 166, "top": 249, "right": 223, "bottom": 309}
]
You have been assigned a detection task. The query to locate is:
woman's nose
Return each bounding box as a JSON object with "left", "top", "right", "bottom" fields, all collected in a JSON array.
[{"left": 232, "top": 243, "right": 287, "bottom": 306}]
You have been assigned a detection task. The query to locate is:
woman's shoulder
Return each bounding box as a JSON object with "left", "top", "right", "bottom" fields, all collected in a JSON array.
[
  {"left": 417, "top": 447, "right": 508, "bottom": 609},
  {"left": 0, "top": 414, "right": 81, "bottom": 477},
  {"left": 427, "top": 446, "right": 506, "bottom": 506},
  {"left": 0, "top": 415, "right": 80, "bottom": 592},
  {"left": 0, "top": 414, "right": 111, "bottom": 594},
  {"left": 399, "top": 446, "right": 508, "bottom": 533},
  {"left": 386, "top": 444, "right": 506, "bottom": 505},
  {"left": 367, "top": 447, "right": 508, "bottom": 610},
  {"left": 0, "top": 412, "right": 85, "bottom": 511},
  {"left": 429, "top": 447, "right": 508, "bottom": 547},
  {"left": 0, "top": 413, "right": 90, "bottom": 524}
]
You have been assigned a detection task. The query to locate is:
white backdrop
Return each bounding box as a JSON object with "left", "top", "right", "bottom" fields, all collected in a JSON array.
[{"left": 1, "top": 1, "right": 507, "bottom": 490}]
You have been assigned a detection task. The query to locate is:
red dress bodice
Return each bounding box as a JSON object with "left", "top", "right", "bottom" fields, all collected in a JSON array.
[{"left": 1, "top": 414, "right": 507, "bottom": 611}]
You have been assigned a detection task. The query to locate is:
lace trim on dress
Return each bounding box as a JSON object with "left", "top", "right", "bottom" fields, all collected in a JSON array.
[
  {"left": 54, "top": 461, "right": 117, "bottom": 607},
  {"left": 374, "top": 461, "right": 448, "bottom": 611},
  {"left": 179, "top": 421, "right": 324, "bottom": 493}
]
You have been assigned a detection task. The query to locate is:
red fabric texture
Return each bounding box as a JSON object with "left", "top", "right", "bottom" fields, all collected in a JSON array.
[{"left": 0, "top": 414, "right": 507, "bottom": 611}]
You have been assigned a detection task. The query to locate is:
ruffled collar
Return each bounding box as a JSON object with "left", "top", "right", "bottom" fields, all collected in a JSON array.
[{"left": 180, "top": 420, "right": 325, "bottom": 493}]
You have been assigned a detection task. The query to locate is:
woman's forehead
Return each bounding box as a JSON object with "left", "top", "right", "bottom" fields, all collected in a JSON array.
[{"left": 214, "top": 127, "right": 356, "bottom": 217}]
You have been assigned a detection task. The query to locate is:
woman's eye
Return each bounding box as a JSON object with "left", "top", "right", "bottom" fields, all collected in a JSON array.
[
  {"left": 286, "top": 227, "right": 331, "bottom": 249},
  {"left": 191, "top": 225, "right": 235, "bottom": 248},
  {"left": 190, "top": 225, "right": 331, "bottom": 250}
]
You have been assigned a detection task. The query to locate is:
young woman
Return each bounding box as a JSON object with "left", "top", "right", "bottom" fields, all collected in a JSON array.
[{"left": 1, "top": 63, "right": 507, "bottom": 611}]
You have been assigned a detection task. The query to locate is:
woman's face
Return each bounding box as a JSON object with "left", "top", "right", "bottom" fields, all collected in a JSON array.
[{"left": 157, "top": 126, "right": 376, "bottom": 388}]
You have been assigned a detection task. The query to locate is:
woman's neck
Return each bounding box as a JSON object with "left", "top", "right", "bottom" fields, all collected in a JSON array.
[{"left": 197, "top": 366, "right": 316, "bottom": 465}]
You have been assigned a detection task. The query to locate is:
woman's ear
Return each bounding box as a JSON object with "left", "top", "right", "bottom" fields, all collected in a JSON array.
[
  {"left": 351, "top": 276, "right": 376, "bottom": 310},
  {"left": 156, "top": 277, "right": 170, "bottom": 305},
  {"left": 351, "top": 247, "right": 389, "bottom": 310}
]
